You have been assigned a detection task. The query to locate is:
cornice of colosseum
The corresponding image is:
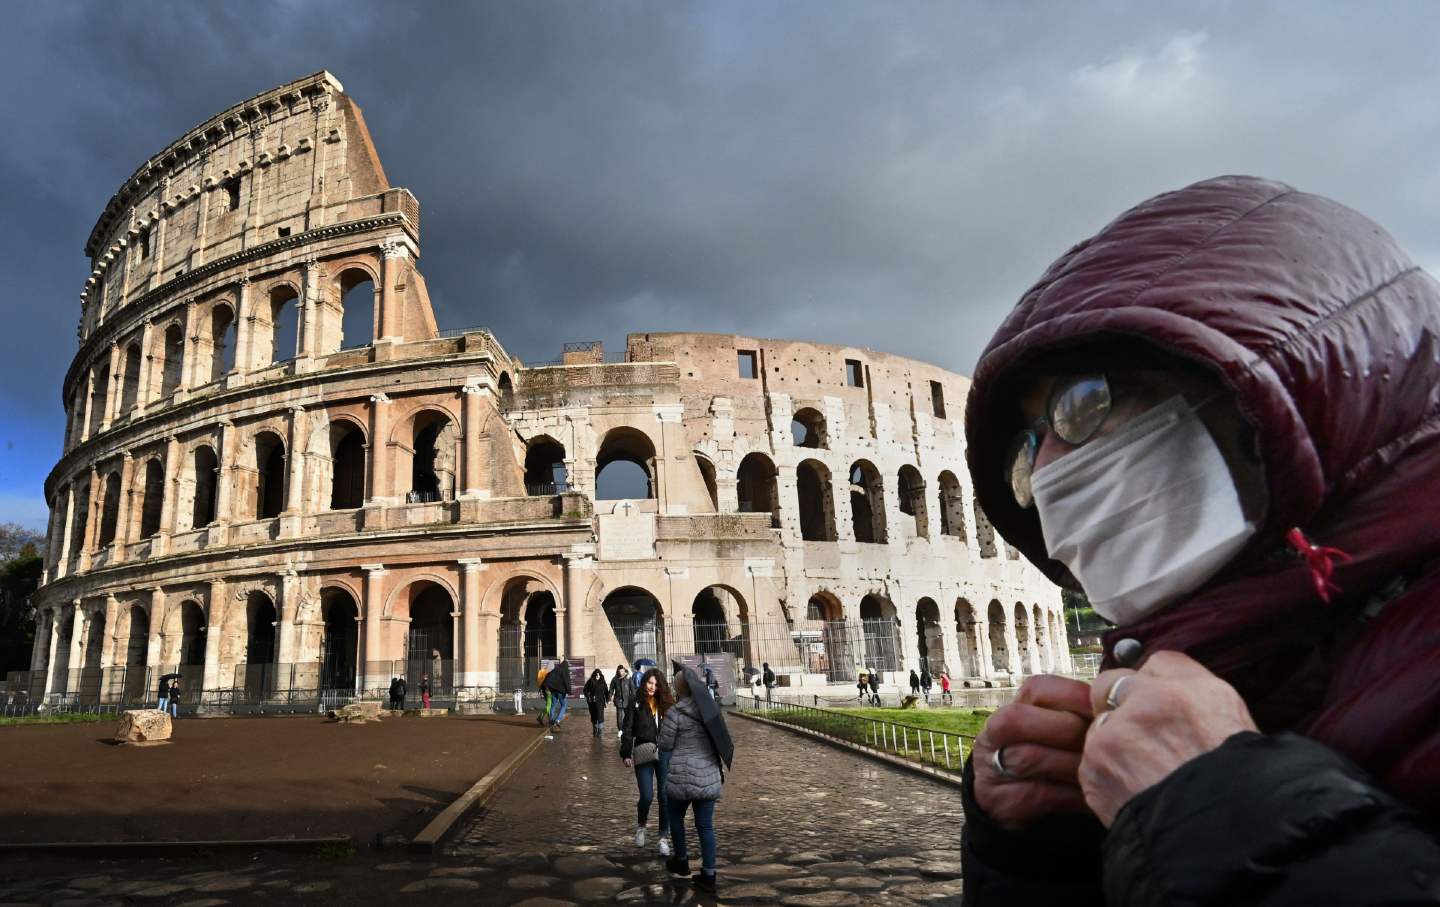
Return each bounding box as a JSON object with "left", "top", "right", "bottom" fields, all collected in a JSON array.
[
  {"left": 66, "top": 211, "right": 416, "bottom": 398},
  {"left": 84, "top": 71, "right": 342, "bottom": 259}
]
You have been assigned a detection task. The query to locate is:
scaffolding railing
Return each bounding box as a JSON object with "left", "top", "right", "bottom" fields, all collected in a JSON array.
[{"left": 739, "top": 695, "right": 973, "bottom": 774}]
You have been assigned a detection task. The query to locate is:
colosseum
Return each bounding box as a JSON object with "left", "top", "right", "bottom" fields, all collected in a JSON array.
[{"left": 23, "top": 71, "right": 1065, "bottom": 713}]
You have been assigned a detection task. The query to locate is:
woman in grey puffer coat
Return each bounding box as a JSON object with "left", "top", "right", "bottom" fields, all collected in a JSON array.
[{"left": 658, "top": 671, "right": 723, "bottom": 891}]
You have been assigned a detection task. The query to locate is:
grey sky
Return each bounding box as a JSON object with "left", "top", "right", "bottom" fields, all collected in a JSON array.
[{"left": 3, "top": 1, "right": 1439, "bottom": 529}]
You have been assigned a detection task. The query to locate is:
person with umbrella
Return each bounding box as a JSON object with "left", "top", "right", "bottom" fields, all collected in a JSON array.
[
  {"left": 156, "top": 672, "right": 181, "bottom": 712},
  {"left": 659, "top": 663, "right": 733, "bottom": 893}
]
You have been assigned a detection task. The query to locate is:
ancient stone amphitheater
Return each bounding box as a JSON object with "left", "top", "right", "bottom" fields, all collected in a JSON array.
[{"left": 23, "top": 72, "right": 1065, "bottom": 713}]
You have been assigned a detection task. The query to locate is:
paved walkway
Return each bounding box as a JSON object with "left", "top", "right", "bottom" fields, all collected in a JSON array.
[
  {"left": 449, "top": 713, "right": 966, "bottom": 905},
  {"left": 0, "top": 713, "right": 965, "bottom": 905}
]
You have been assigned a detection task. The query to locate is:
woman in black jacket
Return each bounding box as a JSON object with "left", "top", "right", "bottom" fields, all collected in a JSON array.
[
  {"left": 609, "top": 665, "right": 632, "bottom": 739},
  {"left": 620, "top": 668, "right": 674, "bottom": 857},
  {"left": 583, "top": 669, "right": 609, "bottom": 738}
]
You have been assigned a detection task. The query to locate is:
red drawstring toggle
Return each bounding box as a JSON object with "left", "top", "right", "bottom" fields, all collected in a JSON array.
[{"left": 1287, "top": 527, "right": 1352, "bottom": 604}]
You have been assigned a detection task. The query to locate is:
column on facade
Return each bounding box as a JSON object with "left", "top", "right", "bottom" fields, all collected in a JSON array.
[
  {"left": 378, "top": 241, "right": 406, "bottom": 342},
  {"left": 1003, "top": 616, "right": 1021, "bottom": 680},
  {"left": 78, "top": 465, "right": 102, "bottom": 571},
  {"left": 276, "top": 569, "right": 300, "bottom": 672},
  {"left": 135, "top": 320, "right": 156, "bottom": 411},
  {"left": 300, "top": 257, "right": 322, "bottom": 359},
  {"left": 29, "top": 608, "right": 53, "bottom": 681},
  {"left": 367, "top": 394, "right": 391, "bottom": 504},
  {"left": 181, "top": 301, "right": 200, "bottom": 391},
  {"left": 44, "top": 606, "right": 65, "bottom": 696},
  {"left": 76, "top": 370, "right": 95, "bottom": 445},
  {"left": 113, "top": 453, "right": 136, "bottom": 559},
  {"left": 461, "top": 382, "right": 487, "bottom": 498},
  {"left": 232, "top": 277, "right": 252, "bottom": 375},
  {"left": 361, "top": 565, "right": 386, "bottom": 693},
  {"left": 938, "top": 605, "right": 962, "bottom": 679},
  {"left": 563, "top": 555, "right": 595, "bottom": 662},
  {"left": 101, "top": 343, "right": 121, "bottom": 431},
  {"left": 458, "top": 559, "right": 484, "bottom": 688},
  {"left": 212, "top": 419, "right": 235, "bottom": 527},
  {"left": 66, "top": 602, "right": 87, "bottom": 693},
  {"left": 44, "top": 491, "right": 65, "bottom": 582},
  {"left": 146, "top": 588, "right": 166, "bottom": 672},
  {"left": 202, "top": 580, "right": 226, "bottom": 696},
  {"left": 158, "top": 435, "right": 181, "bottom": 547},
  {"left": 55, "top": 485, "right": 76, "bottom": 580},
  {"left": 284, "top": 405, "right": 306, "bottom": 516},
  {"left": 973, "top": 617, "right": 993, "bottom": 680},
  {"left": 100, "top": 595, "right": 120, "bottom": 701}
]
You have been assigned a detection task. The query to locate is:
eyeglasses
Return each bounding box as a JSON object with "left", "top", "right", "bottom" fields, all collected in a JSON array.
[{"left": 1004, "top": 373, "right": 1113, "bottom": 509}]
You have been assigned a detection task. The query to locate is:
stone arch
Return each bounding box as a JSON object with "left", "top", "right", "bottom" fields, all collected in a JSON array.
[
  {"left": 328, "top": 418, "right": 367, "bottom": 510},
  {"left": 337, "top": 266, "right": 377, "bottom": 351},
  {"left": 395, "top": 407, "right": 459, "bottom": 503},
  {"left": 119, "top": 340, "right": 143, "bottom": 414},
  {"left": 98, "top": 469, "right": 122, "bottom": 547},
  {"left": 69, "top": 479, "right": 90, "bottom": 559},
  {"left": 859, "top": 593, "right": 900, "bottom": 672},
  {"left": 391, "top": 579, "right": 456, "bottom": 691},
  {"left": 136, "top": 457, "right": 165, "bottom": 539},
  {"left": 1033, "top": 603, "right": 1050, "bottom": 671},
  {"left": 264, "top": 283, "right": 301, "bottom": 365},
  {"left": 849, "top": 460, "right": 887, "bottom": 544},
  {"left": 249, "top": 430, "right": 287, "bottom": 519},
  {"left": 955, "top": 597, "right": 982, "bottom": 678},
  {"left": 497, "top": 372, "right": 514, "bottom": 410},
  {"left": 596, "top": 426, "right": 657, "bottom": 500},
  {"left": 491, "top": 570, "right": 565, "bottom": 691},
  {"left": 156, "top": 322, "right": 185, "bottom": 399},
  {"left": 693, "top": 452, "right": 719, "bottom": 511},
  {"left": 898, "top": 465, "right": 928, "bottom": 540},
  {"left": 691, "top": 584, "right": 749, "bottom": 661},
  {"left": 937, "top": 470, "right": 967, "bottom": 540},
  {"left": 524, "top": 435, "right": 569, "bottom": 494},
  {"left": 916, "top": 597, "right": 943, "bottom": 674},
  {"left": 602, "top": 585, "right": 665, "bottom": 666},
  {"left": 210, "top": 303, "right": 236, "bottom": 381},
  {"left": 795, "top": 458, "right": 836, "bottom": 542},
  {"left": 791, "top": 407, "right": 828, "bottom": 449},
  {"left": 804, "top": 590, "right": 851, "bottom": 681},
  {"left": 87, "top": 361, "right": 109, "bottom": 436},
  {"left": 319, "top": 586, "right": 361, "bottom": 691},
  {"left": 1014, "top": 602, "right": 1034, "bottom": 674},
  {"left": 122, "top": 603, "right": 150, "bottom": 701},
  {"left": 987, "top": 599, "right": 1010, "bottom": 673},
  {"left": 188, "top": 444, "right": 219, "bottom": 530},
  {"left": 737, "top": 452, "right": 780, "bottom": 527}
]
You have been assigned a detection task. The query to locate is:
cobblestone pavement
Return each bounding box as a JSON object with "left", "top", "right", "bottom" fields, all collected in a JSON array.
[
  {"left": 449, "top": 713, "right": 966, "bottom": 905},
  {"left": 0, "top": 714, "right": 965, "bottom": 905}
]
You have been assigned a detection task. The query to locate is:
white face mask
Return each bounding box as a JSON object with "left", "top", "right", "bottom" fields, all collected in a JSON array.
[{"left": 1030, "top": 395, "right": 1254, "bottom": 626}]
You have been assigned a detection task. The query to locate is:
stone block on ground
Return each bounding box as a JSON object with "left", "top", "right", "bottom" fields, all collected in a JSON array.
[
  {"left": 114, "top": 709, "right": 172, "bottom": 744},
  {"left": 328, "top": 701, "right": 383, "bottom": 723}
]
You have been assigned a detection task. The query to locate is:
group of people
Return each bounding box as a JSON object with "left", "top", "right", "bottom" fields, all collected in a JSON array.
[
  {"left": 154, "top": 674, "right": 182, "bottom": 717},
  {"left": 907, "top": 667, "right": 954, "bottom": 704},
  {"left": 386, "top": 674, "right": 436, "bottom": 711}
]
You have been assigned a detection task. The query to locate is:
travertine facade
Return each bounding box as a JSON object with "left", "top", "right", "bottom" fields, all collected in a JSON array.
[{"left": 28, "top": 72, "right": 1065, "bottom": 709}]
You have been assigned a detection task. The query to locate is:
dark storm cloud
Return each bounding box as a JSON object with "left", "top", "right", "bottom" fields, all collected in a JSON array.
[{"left": 4, "top": 1, "right": 1440, "bottom": 526}]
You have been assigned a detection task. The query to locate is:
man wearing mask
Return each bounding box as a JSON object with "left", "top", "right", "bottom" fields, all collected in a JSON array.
[{"left": 960, "top": 176, "right": 1440, "bottom": 905}]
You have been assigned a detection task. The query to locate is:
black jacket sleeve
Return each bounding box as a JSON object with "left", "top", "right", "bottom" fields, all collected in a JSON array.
[
  {"left": 960, "top": 754, "right": 1107, "bottom": 906},
  {"left": 1104, "top": 732, "right": 1440, "bottom": 906}
]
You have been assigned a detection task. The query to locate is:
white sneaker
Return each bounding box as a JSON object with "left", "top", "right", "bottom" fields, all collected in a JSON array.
[
  {"left": 659, "top": 835, "right": 672, "bottom": 856},
  {"left": 635, "top": 826, "right": 647, "bottom": 847}
]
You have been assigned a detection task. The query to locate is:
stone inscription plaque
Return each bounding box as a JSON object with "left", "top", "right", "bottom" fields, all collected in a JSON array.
[{"left": 599, "top": 500, "right": 656, "bottom": 561}]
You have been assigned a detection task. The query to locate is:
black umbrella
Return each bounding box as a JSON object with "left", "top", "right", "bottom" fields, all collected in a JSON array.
[
  {"left": 674, "top": 663, "right": 733, "bottom": 770},
  {"left": 157, "top": 672, "right": 181, "bottom": 686}
]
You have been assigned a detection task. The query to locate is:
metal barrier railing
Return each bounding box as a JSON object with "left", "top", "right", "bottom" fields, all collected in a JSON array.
[{"left": 739, "top": 695, "right": 973, "bottom": 773}]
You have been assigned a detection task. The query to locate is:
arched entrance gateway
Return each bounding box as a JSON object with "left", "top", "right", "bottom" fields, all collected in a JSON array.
[
  {"left": 242, "top": 592, "right": 278, "bottom": 700},
  {"left": 320, "top": 589, "right": 360, "bottom": 692},
  {"left": 805, "top": 592, "right": 852, "bottom": 681},
  {"left": 497, "top": 577, "right": 557, "bottom": 693},
  {"left": 916, "top": 598, "right": 944, "bottom": 675},
  {"left": 859, "top": 594, "right": 901, "bottom": 673},
  {"left": 404, "top": 582, "right": 455, "bottom": 695},
  {"left": 603, "top": 587, "right": 664, "bottom": 667}
]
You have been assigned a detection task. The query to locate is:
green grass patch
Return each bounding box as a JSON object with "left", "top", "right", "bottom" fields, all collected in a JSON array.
[
  {"left": 0, "top": 712, "right": 113, "bottom": 727},
  {"left": 755, "top": 704, "right": 991, "bottom": 774},
  {"left": 839, "top": 707, "right": 990, "bottom": 738}
]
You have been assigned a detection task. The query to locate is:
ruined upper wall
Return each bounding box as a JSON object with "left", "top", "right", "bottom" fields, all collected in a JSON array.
[
  {"left": 626, "top": 331, "right": 971, "bottom": 450},
  {"left": 80, "top": 71, "right": 400, "bottom": 334}
]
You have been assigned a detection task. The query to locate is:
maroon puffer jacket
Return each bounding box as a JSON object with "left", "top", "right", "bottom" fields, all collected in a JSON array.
[{"left": 965, "top": 175, "right": 1440, "bottom": 815}]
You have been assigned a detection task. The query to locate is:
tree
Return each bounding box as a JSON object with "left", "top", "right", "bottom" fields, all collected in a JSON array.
[{"left": 0, "top": 524, "right": 44, "bottom": 674}]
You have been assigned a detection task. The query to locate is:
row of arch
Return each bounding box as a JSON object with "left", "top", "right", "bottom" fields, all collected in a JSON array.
[{"left": 67, "top": 268, "right": 378, "bottom": 450}]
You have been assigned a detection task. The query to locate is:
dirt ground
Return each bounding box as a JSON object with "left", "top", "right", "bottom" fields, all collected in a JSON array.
[{"left": 0, "top": 713, "right": 539, "bottom": 845}]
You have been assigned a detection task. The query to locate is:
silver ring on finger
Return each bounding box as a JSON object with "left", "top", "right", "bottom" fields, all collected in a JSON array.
[
  {"left": 992, "top": 745, "right": 1018, "bottom": 780},
  {"left": 1105, "top": 675, "right": 1132, "bottom": 712}
]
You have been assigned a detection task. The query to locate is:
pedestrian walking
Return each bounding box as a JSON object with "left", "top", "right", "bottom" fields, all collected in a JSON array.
[
  {"left": 939, "top": 669, "right": 953, "bottom": 705},
  {"left": 761, "top": 662, "right": 775, "bottom": 703},
  {"left": 701, "top": 660, "right": 720, "bottom": 702},
  {"left": 610, "top": 664, "right": 634, "bottom": 739},
  {"left": 165, "top": 679, "right": 181, "bottom": 718},
  {"left": 909, "top": 669, "right": 921, "bottom": 697},
  {"left": 396, "top": 675, "right": 408, "bottom": 710},
  {"left": 856, "top": 672, "right": 869, "bottom": 701},
  {"left": 420, "top": 674, "right": 432, "bottom": 710},
  {"left": 867, "top": 672, "right": 880, "bottom": 706},
  {"left": 621, "top": 668, "right": 674, "bottom": 856},
  {"left": 584, "top": 668, "right": 609, "bottom": 738},
  {"left": 537, "top": 664, "right": 552, "bottom": 726},
  {"left": 920, "top": 667, "right": 933, "bottom": 702},
  {"left": 543, "top": 657, "right": 572, "bottom": 730},
  {"left": 961, "top": 175, "right": 1440, "bottom": 900},
  {"left": 156, "top": 672, "right": 180, "bottom": 712},
  {"left": 660, "top": 667, "right": 732, "bottom": 893},
  {"left": 388, "top": 676, "right": 401, "bottom": 711}
]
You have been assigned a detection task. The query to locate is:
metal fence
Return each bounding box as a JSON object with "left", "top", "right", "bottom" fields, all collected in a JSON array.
[{"left": 739, "top": 695, "right": 973, "bottom": 774}]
